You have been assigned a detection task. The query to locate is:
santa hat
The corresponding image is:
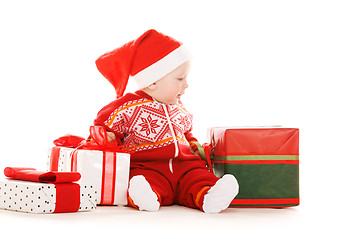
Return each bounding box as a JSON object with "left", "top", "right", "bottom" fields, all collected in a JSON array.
[{"left": 96, "top": 29, "right": 192, "bottom": 97}]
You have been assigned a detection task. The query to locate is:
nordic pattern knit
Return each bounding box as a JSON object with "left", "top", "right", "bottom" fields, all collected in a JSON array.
[{"left": 94, "top": 90, "right": 200, "bottom": 163}]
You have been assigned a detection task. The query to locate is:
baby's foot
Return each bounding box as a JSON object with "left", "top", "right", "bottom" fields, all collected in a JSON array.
[
  {"left": 202, "top": 174, "right": 239, "bottom": 214},
  {"left": 128, "top": 175, "right": 160, "bottom": 211}
]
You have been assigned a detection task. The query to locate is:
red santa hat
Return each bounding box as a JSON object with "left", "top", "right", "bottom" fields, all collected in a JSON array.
[{"left": 95, "top": 29, "right": 192, "bottom": 97}]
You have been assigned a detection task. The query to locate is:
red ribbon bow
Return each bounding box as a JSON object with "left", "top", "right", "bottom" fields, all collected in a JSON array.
[
  {"left": 80, "top": 126, "right": 128, "bottom": 152},
  {"left": 4, "top": 167, "right": 81, "bottom": 183},
  {"left": 54, "top": 126, "right": 132, "bottom": 153}
]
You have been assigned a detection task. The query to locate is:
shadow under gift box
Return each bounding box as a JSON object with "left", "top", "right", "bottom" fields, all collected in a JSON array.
[
  {"left": 47, "top": 147, "right": 130, "bottom": 206},
  {"left": 209, "top": 127, "right": 299, "bottom": 208}
]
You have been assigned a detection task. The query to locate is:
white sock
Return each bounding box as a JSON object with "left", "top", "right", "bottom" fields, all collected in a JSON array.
[
  {"left": 128, "top": 175, "right": 160, "bottom": 212},
  {"left": 202, "top": 174, "right": 239, "bottom": 214}
]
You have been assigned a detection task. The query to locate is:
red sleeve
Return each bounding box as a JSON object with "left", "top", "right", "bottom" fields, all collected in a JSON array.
[
  {"left": 185, "top": 132, "right": 198, "bottom": 144},
  {"left": 94, "top": 98, "right": 126, "bottom": 141},
  {"left": 94, "top": 99, "right": 120, "bottom": 128},
  {"left": 185, "top": 132, "right": 202, "bottom": 154}
]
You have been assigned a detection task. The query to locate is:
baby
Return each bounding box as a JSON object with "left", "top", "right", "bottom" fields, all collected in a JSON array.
[{"left": 94, "top": 29, "right": 239, "bottom": 213}]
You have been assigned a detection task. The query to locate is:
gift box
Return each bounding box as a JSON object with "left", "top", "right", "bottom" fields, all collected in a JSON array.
[
  {"left": 48, "top": 147, "right": 130, "bottom": 206},
  {"left": 47, "top": 126, "right": 131, "bottom": 206},
  {"left": 0, "top": 168, "right": 98, "bottom": 213},
  {"left": 210, "top": 127, "right": 299, "bottom": 208}
]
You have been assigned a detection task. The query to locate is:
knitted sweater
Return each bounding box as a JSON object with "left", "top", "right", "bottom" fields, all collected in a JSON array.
[{"left": 94, "top": 90, "right": 199, "bottom": 162}]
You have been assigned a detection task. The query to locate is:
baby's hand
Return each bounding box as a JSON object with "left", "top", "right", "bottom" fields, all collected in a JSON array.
[{"left": 106, "top": 131, "right": 116, "bottom": 142}]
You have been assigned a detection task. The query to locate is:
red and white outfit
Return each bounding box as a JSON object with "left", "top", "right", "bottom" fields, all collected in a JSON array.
[
  {"left": 94, "top": 90, "right": 219, "bottom": 210},
  {"left": 94, "top": 29, "right": 238, "bottom": 213}
]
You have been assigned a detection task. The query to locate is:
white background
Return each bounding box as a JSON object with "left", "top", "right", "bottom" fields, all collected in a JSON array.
[{"left": 0, "top": 0, "right": 351, "bottom": 239}]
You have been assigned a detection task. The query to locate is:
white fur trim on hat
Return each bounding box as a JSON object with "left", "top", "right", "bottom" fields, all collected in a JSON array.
[{"left": 132, "top": 45, "right": 192, "bottom": 89}]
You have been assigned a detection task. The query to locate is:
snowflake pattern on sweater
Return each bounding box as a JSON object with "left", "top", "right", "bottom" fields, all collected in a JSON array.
[{"left": 100, "top": 92, "right": 193, "bottom": 153}]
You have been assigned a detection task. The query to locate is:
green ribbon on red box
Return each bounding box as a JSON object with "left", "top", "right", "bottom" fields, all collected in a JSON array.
[
  {"left": 212, "top": 154, "right": 299, "bottom": 165},
  {"left": 210, "top": 127, "right": 300, "bottom": 208}
]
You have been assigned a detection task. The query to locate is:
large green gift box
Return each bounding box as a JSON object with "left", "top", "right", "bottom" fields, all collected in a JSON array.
[{"left": 210, "top": 127, "right": 299, "bottom": 207}]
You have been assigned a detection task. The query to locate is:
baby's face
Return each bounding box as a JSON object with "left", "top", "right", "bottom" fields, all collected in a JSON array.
[{"left": 148, "top": 61, "right": 191, "bottom": 105}]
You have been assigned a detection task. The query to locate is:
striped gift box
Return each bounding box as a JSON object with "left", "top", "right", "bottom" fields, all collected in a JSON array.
[{"left": 210, "top": 127, "right": 299, "bottom": 208}]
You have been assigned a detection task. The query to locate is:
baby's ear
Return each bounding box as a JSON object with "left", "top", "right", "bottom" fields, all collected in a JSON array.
[{"left": 147, "top": 82, "right": 158, "bottom": 90}]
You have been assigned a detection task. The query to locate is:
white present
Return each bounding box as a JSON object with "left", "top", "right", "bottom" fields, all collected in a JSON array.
[
  {"left": 0, "top": 179, "right": 97, "bottom": 213},
  {"left": 47, "top": 146, "right": 74, "bottom": 172},
  {"left": 47, "top": 146, "right": 130, "bottom": 206}
]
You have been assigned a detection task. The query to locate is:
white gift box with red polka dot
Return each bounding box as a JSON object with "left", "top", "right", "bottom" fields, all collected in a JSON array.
[
  {"left": 47, "top": 146, "right": 130, "bottom": 206},
  {"left": 0, "top": 179, "right": 98, "bottom": 213}
]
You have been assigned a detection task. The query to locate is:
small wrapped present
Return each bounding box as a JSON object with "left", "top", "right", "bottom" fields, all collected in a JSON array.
[
  {"left": 0, "top": 167, "right": 97, "bottom": 213},
  {"left": 47, "top": 126, "right": 130, "bottom": 206},
  {"left": 210, "top": 127, "right": 299, "bottom": 208}
]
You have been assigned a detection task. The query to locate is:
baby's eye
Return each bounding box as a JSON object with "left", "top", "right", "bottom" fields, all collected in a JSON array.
[{"left": 177, "top": 78, "right": 184, "bottom": 81}]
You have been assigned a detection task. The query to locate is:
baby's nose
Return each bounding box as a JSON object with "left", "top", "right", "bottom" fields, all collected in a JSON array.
[{"left": 183, "top": 79, "right": 189, "bottom": 89}]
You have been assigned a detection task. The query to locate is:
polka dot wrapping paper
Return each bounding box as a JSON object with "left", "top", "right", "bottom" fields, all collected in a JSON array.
[{"left": 0, "top": 179, "right": 98, "bottom": 213}]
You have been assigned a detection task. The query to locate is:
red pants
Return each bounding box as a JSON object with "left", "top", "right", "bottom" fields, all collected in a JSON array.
[{"left": 128, "top": 157, "right": 219, "bottom": 210}]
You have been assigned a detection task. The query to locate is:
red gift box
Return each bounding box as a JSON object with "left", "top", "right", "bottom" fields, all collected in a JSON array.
[{"left": 210, "top": 127, "right": 299, "bottom": 208}]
